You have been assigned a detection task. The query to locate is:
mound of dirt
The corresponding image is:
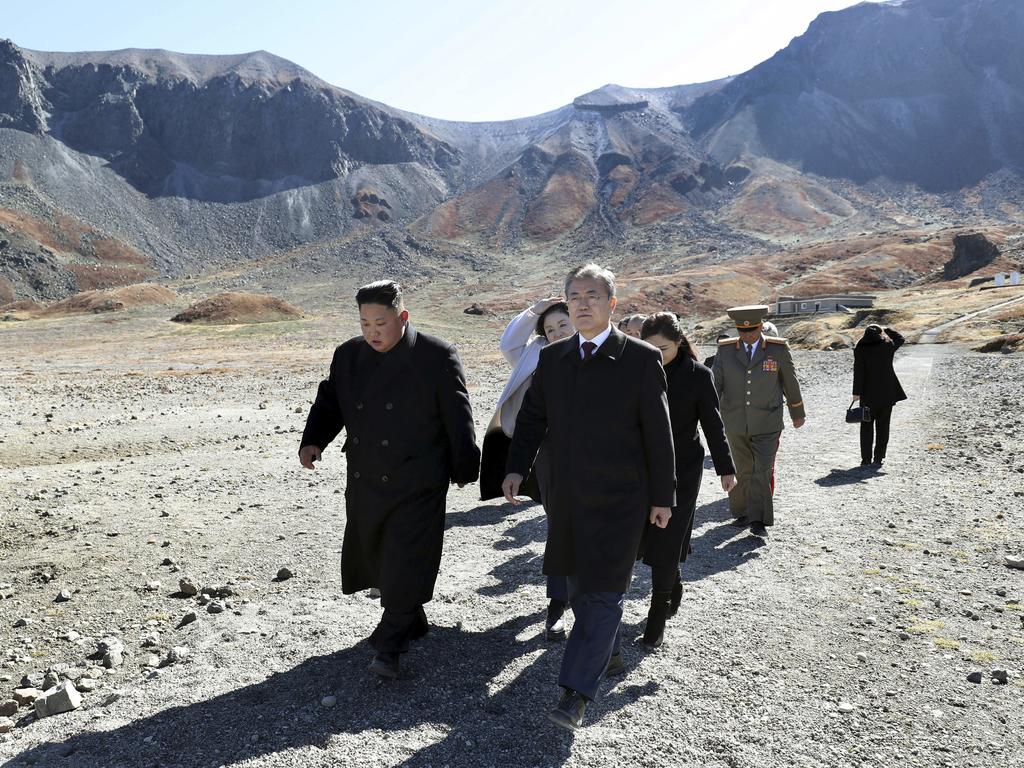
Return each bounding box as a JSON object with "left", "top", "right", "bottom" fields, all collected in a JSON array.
[
  {"left": 974, "top": 333, "right": 1024, "bottom": 353},
  {"left": 785, "top": 319, "right": 852, "bottom": 350},
  {"left": 41, "top": 284, "right": 179, "bottom": 317},
  {"left": 170, "top": 292, "right": 303, "bottom": 324}
]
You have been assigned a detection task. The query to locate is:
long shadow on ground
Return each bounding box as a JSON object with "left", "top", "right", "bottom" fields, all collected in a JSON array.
[{"left": 3, "top": 611, "right": 656, "bottom": 768}]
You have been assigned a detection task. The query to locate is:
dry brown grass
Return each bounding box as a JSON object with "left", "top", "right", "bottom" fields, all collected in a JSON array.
[
  {"left": 68, "top": 264, "right": 154, "bottom": 291},
  {"left": 40, "top": 284, "right": 179, "bottom": 317},
  {"left": 170, "top": 292, "right": 304, "bottom": 324}
]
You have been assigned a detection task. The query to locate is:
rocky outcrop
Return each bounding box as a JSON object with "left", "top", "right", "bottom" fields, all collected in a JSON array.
[
  {"left": 681, "top": 0, "right": 1024, "bottom": 192},
  {"left": 944, "top": 233, "right": 1001, "bottom": 279},
  {"left": 0, "top": 40, "right": 460, "bottom": 199}
]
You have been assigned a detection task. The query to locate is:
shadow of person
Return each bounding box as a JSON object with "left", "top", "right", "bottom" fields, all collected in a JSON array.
[
  {"left": 445, "top": 501, "right": 526, "bottom": 530},
  {"left": 478, "top": 550, "right": 544, "bottom": 597},
  {"left": 493, "top": 509, "right": 548, "bottom": 551},
  {"left": 5, "top": 610, "right": 645, "bottom": 768},
  {"left": 813, "top": 467, "right": 877, "bottom": 487}
]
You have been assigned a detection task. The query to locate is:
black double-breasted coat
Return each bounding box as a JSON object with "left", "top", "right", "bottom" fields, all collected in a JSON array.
[
  {"left": 300, "top": 324, "right": 480, "bottom": 612},
  {"left": 853, "top": 329, "right": 907, "bottom": 409},
  {"left": 506, "top": 327, "right": 676, "bottom": 594},
  {"left": 643, "top": 355, "right": 735, "bottom": 570}
]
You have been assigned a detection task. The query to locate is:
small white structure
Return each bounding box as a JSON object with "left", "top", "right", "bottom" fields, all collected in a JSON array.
[
  {"left": 775, "top": 295, "right": 876, "bottom": 316},
  {"left": 994, "top": 271, "right": 1021, "bottom": 287}
]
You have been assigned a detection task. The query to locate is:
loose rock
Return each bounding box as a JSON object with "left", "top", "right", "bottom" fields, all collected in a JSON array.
[
  {"left": 275, "top": 567, "right": 294, "bottom": 581},
  {"left": 968, "top": 671, "right": 983, "bottom": 684},
  {"left": 178, "top": 577, "right": 200, "bottom": 596},
  {"left": 33, "top": 681, "right": 81, "bottom": 718}
]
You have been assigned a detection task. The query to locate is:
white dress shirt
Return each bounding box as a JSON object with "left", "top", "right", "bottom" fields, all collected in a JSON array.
[{"left": 579, "top": 324, "right": 613, "bottom": 358}]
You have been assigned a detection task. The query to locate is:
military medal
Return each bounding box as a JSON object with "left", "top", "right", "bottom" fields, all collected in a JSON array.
[{"left": 762, "top": 358, "right": 779, "bottom": 373}]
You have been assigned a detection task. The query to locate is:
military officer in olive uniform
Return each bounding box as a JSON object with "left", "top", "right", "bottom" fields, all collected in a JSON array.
[
  {"left": 712, "top": 305, "right": 805, "bottom": 536},
  {"left": 299, "top": 280, "right": 480, "bottom": 679}
]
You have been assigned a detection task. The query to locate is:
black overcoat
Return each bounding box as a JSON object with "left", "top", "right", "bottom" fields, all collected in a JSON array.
[
  {"left": 643, "top": 356, "right": 735, "bottom": 569},
  {"left": 506, "top": 327, "right": 676, "bottom": 594},
  {"left": 853, "top": 329, "right": 907, "bottom": 410},
  {"left": 299, "top": 324, "right": 480, "bottom": 612}
]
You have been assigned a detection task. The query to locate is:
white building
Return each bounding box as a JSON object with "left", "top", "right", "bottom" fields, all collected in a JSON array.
[{"left": 774, "top": 295, "right": 876, "bottom": 316}]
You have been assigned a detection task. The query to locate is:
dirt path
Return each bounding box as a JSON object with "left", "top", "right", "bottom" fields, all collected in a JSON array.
[{"left": 0, "top": 312, "right": 1021, "bottom": 767}]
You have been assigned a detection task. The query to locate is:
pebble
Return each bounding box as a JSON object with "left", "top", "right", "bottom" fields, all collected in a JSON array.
[
  {"left": 33, "top": 681, "right": 81, "bottom": 719},
  {"left": 838, "top": 702, "right": 855, "bottom": 713},
  {"left": 0, "top": 716, "right": 13, "bottom": 733},
  {"left": 102, "top": 691, "right": 121, "bottom": 707},
  {"left": 321, "top": 695, "right": 337, "bottom": 708},
  {"left": 76, "top": 677, "right": 99, "bottom": 692},
  {"left": 177, "top": 612, "right": 198, "bottom": 628},
  {"left": 144, "top": 581, "right": 161, "bottom": 592},
  {"left": 0, "top": 700, "right": 18, "bottom": 717},
  {"left": 142, "top": 654, "right": 161, "bottom": 668},
  {"left": 178, "top": 577, "right": 200, "bottom": 597},
  {"left": 856, "top": 652, "right": 867, "bottom": 662},
  {"left": 865, "top": 616, "right": 878, "bottom": 625},
  {"left": 13, "top": 618, "right": 31, "bottom": 628},
  {"left": 207, "top": 601, "right": 225, "bottom": 614},
  {"left": 276, "top": 567, "right": 295, "bottom": 581},
  {"left": 991, "top": 669, "right": 1009, "bottom": 684},
  {"left": 55, "top": 589, "right": 72, "bottom": 603},
  {"left": 12, "top": 688, "right": 40, "bottom": 706},
  {"left": 1005, "top": 555, "right": 1024, "bottom": 570},
  {"left": 165, "top": 646, "right": 189, "bottom": 666},
  {"left": 898, "top": 631, "right": 911, "bottom": 641},
  {"left": 140, "top": 632, "right": 160, "bottom": 648},
  {"left": 967, "top": 671, "right": 983, "bottom": 684}
]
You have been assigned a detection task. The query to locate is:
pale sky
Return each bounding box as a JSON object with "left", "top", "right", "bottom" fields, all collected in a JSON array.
[{"left": 3, "top": 0, "right": 884, "bottom": 121}]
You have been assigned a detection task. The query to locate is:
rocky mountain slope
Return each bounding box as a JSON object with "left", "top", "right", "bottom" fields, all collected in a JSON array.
[{"left": 1, "top": 0, "right": 1023, "bottom": 306}]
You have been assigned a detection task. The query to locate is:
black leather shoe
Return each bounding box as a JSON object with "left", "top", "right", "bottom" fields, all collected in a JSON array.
[
  {"left": 547, "top": 689, "right": 587, "bottom": 730},
  {"left": 730, "top": 516, "right": 749, "bottom": 528},
  {"left": 545, "top": 599, "right": 567, "bottom": 641},
  {"left": 604, "top": 651, "right": 626, "bottom": 677},
  {"left": 750, "top": 522, "right": 768, "bottom": 537},
  {"left": 642, "top": 591, "right": 672, "bottom": 650},
  {"left": 368, "top": 651, "right": 400, "bottom": 679},
  {"left": 669, "top": 577, "right": 683, "bottom": 618}
]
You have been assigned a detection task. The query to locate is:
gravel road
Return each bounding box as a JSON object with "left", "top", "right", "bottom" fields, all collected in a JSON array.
[{"left": 0, "top": 310, "right": 1021, "bottom": 767}]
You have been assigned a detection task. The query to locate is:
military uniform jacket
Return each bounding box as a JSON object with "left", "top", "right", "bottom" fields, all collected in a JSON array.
[
  {"left": 506, "top": 327, "right": 676, "bottom": 594},
  {"left": 299, "top": 324, "right": 480, "bottom": 607},
  {"left": 712, "top": 336, "right": 805, "bottom": 436}
]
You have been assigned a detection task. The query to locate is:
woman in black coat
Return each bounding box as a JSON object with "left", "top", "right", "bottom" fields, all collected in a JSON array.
[
  {"left": 853, "top": 325, "right": 907, "bottom": 467},
  {"left": 640, "top": 313, "right": 736, "bottom": 649}
]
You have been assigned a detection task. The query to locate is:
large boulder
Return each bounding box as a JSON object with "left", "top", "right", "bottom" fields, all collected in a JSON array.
[{"left": 944, "top": 233, "right": 1000, "bottom": 280}]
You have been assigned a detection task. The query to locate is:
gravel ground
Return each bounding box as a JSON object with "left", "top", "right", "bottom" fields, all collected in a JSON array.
[{"left": 0, "top": 309, "right": 1022, "bottom": 768}]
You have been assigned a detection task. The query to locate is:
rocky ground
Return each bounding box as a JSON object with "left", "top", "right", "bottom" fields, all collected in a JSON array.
[{"left": 0, "top": 306, "right": 1022, "bottom": 768}]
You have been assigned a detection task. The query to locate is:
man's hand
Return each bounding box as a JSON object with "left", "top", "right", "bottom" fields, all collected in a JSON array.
[
  {"left": 720, "top": 474, "right": 738, "bottom": 493},
  {"left": 531, "top": 296, "right": 565, "bottom": 315},
  {"left": 299, "top": 445, "right": 321, "bottom": 470},
  {"left": 792, "top": 417, "right": 806, "bottom": 429},
  {"left": 502, "top": 473, "right": 525, "bottom": 504},
  {"left": 650, "top": 506, "right": 672, "bottom": 528}
]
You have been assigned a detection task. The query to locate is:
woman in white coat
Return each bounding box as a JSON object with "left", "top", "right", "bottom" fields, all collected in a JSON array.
[{"left": 480, "top": 297, "right": 573, "bottom": 639}]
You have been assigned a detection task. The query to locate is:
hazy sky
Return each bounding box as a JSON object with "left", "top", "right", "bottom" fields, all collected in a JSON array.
[{"left": 3, "top": 0, "right": 884, "bottom": 121}]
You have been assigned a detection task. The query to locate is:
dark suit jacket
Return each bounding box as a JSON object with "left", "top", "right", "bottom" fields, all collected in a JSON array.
[
  {"left": 853, "top": 329, "right": 907, "bottom": 409},
  {"left": 507, "top": 327, "right": 676, "bottom": 593},
  {"left": 300, "top": 324, "right": 480, "bottom": 608}
]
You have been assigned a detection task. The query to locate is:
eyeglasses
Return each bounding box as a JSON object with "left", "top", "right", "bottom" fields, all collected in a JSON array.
[{"left": 567, "top": 291, "right": 607, "bottom": 306}]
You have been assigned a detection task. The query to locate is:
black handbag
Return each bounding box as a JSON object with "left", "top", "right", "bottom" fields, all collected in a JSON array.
[{"left": 846, "top": 400, "right": 871, "bottom": 423}]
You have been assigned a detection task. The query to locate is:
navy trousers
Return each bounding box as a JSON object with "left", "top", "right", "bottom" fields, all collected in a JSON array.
[
  {"left": 547, "top": 575, "right": 569, "bottom": 603},
  {"left": 557, "top": 576, "right": 623, "bottom": 701}
]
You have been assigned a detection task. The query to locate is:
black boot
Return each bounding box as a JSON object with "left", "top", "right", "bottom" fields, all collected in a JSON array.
[
  {"left": 545, "top": 599, "right": 567, "bottom": 640},
  {"left": 668, "top": 575, "right": 683, "bottom": 618},
  {"left": 641, "top": 591, "right": 673, "bottom": 650}
]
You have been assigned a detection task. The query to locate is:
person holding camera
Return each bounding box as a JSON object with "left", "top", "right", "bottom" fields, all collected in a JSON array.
[{"left": 852, "top": 325, "right": 906, "bottom": 467}]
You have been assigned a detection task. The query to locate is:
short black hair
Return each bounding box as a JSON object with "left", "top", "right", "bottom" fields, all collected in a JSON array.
[
  {"left": 536, "top": 301, "right": 570, "bottom": 336},
  {"left": 356, "top": 280, "right": 404, "bottom": 310}
]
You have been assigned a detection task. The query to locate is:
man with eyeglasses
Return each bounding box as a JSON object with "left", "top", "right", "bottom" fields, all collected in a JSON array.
[{"left": 502, "top": 263, "right": 675, "bottom": 731}]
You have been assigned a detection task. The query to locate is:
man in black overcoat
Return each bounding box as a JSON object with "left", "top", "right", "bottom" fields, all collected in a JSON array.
[
  {"left": 503, "top": 264, "right": 676, "bottom": 730},
  {"left": 299, "top": 280, "right": 480, "bottom": 678}
]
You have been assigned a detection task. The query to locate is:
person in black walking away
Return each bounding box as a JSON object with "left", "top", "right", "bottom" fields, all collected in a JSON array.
[
  {"left": 298, "top": 280, "right": 480, "bottom": 679},
  {"left": 853, "top": 324, "right": 906, "bottom": 468},
  {"left": 640, "top": 313, "right": 736, "bottom": 649}
]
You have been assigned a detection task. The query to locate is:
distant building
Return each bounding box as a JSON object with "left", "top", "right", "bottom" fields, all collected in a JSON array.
[
  {"left": 994, "top": 271, "right": 1022, "bottom": 287},
  {"left": 774, "top": 295, "right": 876, "bottom": 316}
]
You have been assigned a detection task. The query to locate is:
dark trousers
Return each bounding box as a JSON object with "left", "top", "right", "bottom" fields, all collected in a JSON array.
[
  {"left": 557, "top": 576, "right": 623, "bottom": 701},
  {"left": 727, "top": 431, "right": 781, "bottom": 525},
  {"left": 860, "top": 405, "right": 893, "bottom": 463},
  {"left": 368, "top": 605, "right": 428, "bottom": 654},
  {"left": 547, "top": 576, "right": 569, "bottom": 603}
]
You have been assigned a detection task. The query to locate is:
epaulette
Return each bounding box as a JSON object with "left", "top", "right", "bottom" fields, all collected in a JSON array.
[
  {"left": 764, "top": 336, "right": 789, "bottom": 346},
  {"left": 719, "top": 337, "right": 739, "bottom": 346}
]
